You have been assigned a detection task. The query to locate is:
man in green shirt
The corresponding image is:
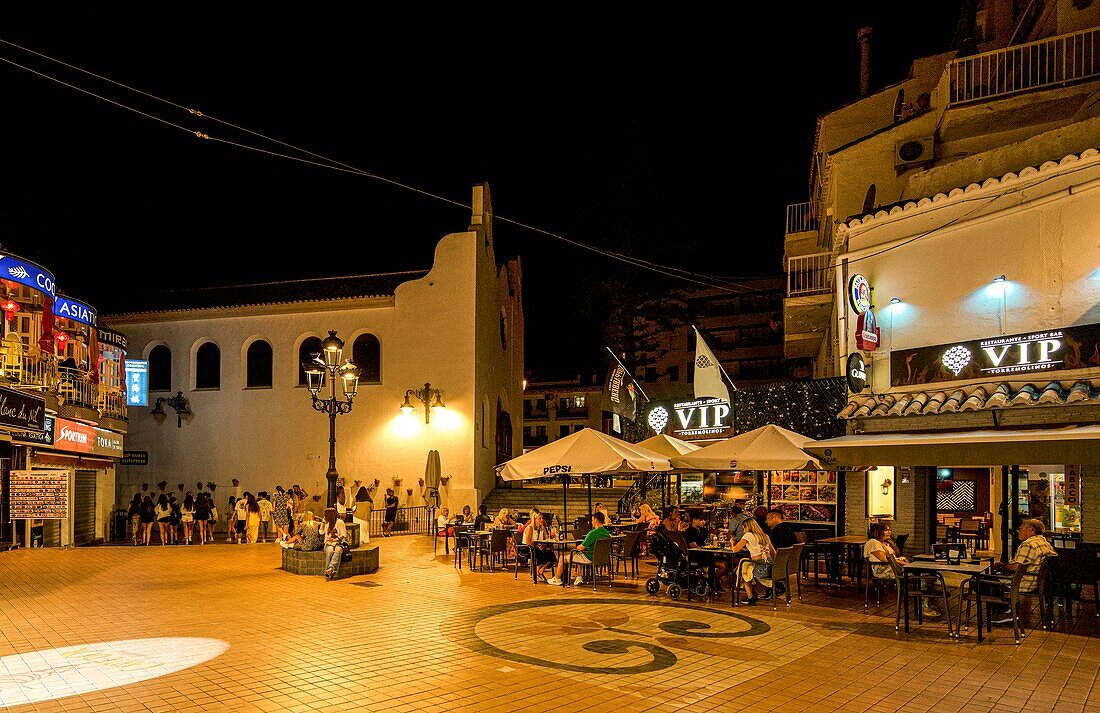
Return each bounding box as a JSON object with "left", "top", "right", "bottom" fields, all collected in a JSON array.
[{"left": 570, "top": 511, "right": 610, "bottom": 586}]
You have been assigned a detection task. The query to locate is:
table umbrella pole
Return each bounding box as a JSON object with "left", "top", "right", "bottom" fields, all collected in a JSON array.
[
  {"left": 587, "top": 475, "right": 592, "bottom": 517},
  {"left": 562, "top": 476, "right": 568, "bottom": 538}
]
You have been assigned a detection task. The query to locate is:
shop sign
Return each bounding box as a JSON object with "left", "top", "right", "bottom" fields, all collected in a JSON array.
[
  {"left": 1066, "top": 465, "right": 1080, "bottom": 506},
  {"left": 53, "top": 296, "right": 97, "bottom": 326},
  {"left": 9, "top": 469, "right": 68, "bottom": 520},
  {"left": 0, "top": 386, "right": 46, "bottom": 432},
  {"left": 121, "top": 450, "right": 148, "bottom": 466},
  {"left": 93, "top": 428, "right": 124, "bottom": 458},
  {"left": 11, "top": 415, "right": 54, "bottom": 446},
  {"left": 124, "top": 359, "right": 148, "bottom": 406},
  {"left": 855, "top": 309, "right": 879, "bottom": 351},
  {"left": 96, "top": 324, "right": 128, "bottom": 350},
  {"left": 671, "top": 397, "right": 731, "bottom": 438},
  {"left": 54, "top": 417, "right": 95, "bottom": 454},
  {"left": 890, "top": 323, "right": 1100, "bottom": 386},
  {"left": 846, "top": 353, "right": 867, "bottom": 393},
  {"left": 0, "top": 253, "right": 55, "bottom": 299},
  {"left": 848, "top": 274, "right": 872, "bottom": 314}
]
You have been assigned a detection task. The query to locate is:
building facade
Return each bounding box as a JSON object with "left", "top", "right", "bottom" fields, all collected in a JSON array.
[
  {"left": 108, "top": 185, "right": 523, "bottom": 514},
  {"left": 521, "top": 375, "right": 604, "bottom": 450},
  {"left": 783, "top": 2, "right": 1100, "bottom": 555}
]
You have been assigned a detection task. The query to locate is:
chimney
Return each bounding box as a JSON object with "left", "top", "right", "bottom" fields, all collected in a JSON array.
[{"left": 858, "top": 26, "right": 873, "bottom": 97}]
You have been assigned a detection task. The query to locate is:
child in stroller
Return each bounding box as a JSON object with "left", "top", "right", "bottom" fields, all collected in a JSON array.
[{"left": 645, "top": 529, "right": 709, "bottom": 599}]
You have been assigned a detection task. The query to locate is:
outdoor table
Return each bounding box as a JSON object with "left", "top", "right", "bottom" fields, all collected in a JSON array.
[
  {"left": 814, "top": 535, "right": 867, "bottom": 588},
  {"left": 606, "top": 520, "right": 640, "bottom": 530},
  {"left": 534, "top": 539, "right": 582, "bottom": 586},
  {"left": 686, "top": 546, "right": 743, "bottom": 603},
  {"left": 902, "top": 558, "right": 992, "bottom": 641},
  {"left": 467, "top": 530, "right": 494, "bottom": 571}
]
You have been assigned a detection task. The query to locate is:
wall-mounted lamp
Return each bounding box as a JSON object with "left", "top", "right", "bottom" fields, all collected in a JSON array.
[
  {"left": 401, "top": 382, "right": 445, "bottom": 423},
  {"left": 880, "top": 478, "right": 892, "bottom": 495},
  {"left": 889, "top": 297, "right": 901, "bottom": 305},
  {"left": 992, "top": 274, "right": 1006, "bottom": 283},
  {"left": 151, "top": 391, "right": 190, "bottom": 428}
]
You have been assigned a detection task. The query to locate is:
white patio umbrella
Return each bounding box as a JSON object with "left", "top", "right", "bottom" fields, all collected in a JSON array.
[
  {"left": 670, "top": 424, "right": 820, "bottom": 471},
  {"left": 635, "top": 433, "right": 701, "bottom": 457},
  {"left": 496, "top": 428, "right": 671, "bottom": 527}
]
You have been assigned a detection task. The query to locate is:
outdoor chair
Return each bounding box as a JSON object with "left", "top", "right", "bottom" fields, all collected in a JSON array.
[
  {"left": 612, "top": 530, "right": 642, "bottom": 578},
  {"left": 768, "top": 547, "right": 793, "bottom": 611},
  {"left": 1050, "top": 546, "right": 1098, "bottom": 622},
  {"left": 569, "top": 537, "right": 613, "bottom": 590},
  {"left": 864, "top": 555, "right": 898, "bottom": 610},
  {"left": 514, "top": 539, "right": 535, "bottom": 582},
  {"left": 786, "top": 542, "right": 805, "bottom": 602},
  {"left": 480, "top": 529, "right": 511, "bottom": 571},
  {"left": 893, "top": 556, "right": 955, "bottom": 637},
  {"left": 893, "top": 533, "right": 909, "bottom": 556},
  {"left": 935, "top": 525, "right": 949, "bottom": 543},
  {"left": 959, "top": 564, "right": 1029, "bottom": 644},
  {"left": 453, "top": 525, "right": 474, "bottom": 570}
]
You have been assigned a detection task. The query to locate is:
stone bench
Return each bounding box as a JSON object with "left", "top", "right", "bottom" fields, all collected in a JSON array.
[{"left": 281, "top": 545, "right": 379, "bottom": 578}]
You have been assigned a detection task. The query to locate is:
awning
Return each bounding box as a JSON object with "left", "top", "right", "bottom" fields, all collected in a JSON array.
[{"left": 806, "top": 425, "right": 1100, "bottom": 467}]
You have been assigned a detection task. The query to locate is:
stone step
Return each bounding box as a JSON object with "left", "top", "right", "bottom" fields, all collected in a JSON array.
[{"left": 481, "top": 487, "right": 633, "bottom": 518}]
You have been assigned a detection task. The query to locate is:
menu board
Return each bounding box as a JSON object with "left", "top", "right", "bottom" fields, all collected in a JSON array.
[
  {"left": 10, "top": 469, "right": 68, "bottom": 520},
  {"left": 768, "top": 470, "right": 837, "bottom": 524}
]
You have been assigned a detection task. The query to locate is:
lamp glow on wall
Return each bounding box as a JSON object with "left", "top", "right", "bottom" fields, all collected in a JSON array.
[{"left": 401, "top": 382, "right": 445, "bottom": 423}]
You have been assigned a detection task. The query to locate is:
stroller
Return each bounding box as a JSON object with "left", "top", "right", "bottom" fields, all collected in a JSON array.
[{"left": 645, "top": 529, "right": 707, "bottom": 599}]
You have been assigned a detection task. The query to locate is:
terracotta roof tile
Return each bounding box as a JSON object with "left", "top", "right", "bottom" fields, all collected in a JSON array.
[{"left": 841, "top": 380, "right": 1100, "bottom": 419}]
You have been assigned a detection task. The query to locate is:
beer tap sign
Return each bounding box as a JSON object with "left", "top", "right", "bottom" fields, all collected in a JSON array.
[{"left": 847, "top": 273, "right": 879, "bottom": 351}]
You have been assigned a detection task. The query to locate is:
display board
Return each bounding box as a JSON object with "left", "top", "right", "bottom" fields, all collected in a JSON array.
[
  {"left": 768, "top": 470, "right": 837, "bottom": 524},
  {"left": 10, "top": 469, "right": 68, "bottom": 520}
]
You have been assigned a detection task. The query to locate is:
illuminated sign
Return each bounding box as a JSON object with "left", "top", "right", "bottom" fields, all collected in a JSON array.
[
  {"left": 890, "top": 323, "right": 1100, "bottom": 386},
  {"left": 0, "top": 386, "right": 46, "bottom": 432},
  {"left": 848, "top": 274, "right": 871, "bottom": 314},
  {"left": 671, "top": 397, "right": 731, "bottom": 438},
  {"left": 54, "top": 418, "right": 95, "bottom": 454},
  {"left": 125, "top": 359, "right": 149, "bottom": 406},
  {"left": 647, "top": 406, "right": 669, "bottom": 434},
  {"left": 94, "top": 428, "right": 124, "bottom": 458},
  {"left": 53, "top": 296, "right": 97, "bottom": 326},
  {"left": 0, "top": 253, "right": 55, "bottom": 299},
  {"left": 11, "top": 415, "right": 54, "bottom": 445},
  {"left": 97, "top": 325, "right": 128, "bottom": 350},
  {"left": 846, "top": 353, "right": 867, "bottom": 393},
  {"left": 856, "top": 309, "right": 879, "bottom": 351}
]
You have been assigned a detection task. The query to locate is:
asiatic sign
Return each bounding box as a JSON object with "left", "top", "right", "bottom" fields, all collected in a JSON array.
[{"left": 890, "top": 323, "right": 1100, "bottom": 386}]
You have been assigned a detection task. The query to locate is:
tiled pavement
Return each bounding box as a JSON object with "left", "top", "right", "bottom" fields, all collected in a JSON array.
[{"left": 0, "top": 537, "right": 1097, "bottom": 712}]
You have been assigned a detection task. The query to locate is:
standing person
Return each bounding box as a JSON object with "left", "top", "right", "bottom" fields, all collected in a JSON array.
[
  {"left": 319, "top": 507, "right": 348, "bottom": 580},
  {"left": 291, "top": 485, "right": 309, "bottom": 529},
  {"left": 335, "top": 485, "right": 356, "bottom": 523},
  {"left": 194, "top": 493, "right": 211, "bottom": 545},
  {"left": 383, "top": 489, "right": 399, "bottom": 537},
  {"left": 208, "top": 497, "right": 219, "bottom": 543},
  {"left": 226, "top": 496, "right": 238, "bottom": 543},
  {"left": 154, "top": 494, "right": 172, "bottom": 546},
  {"left": 126, "top": 493, "right": 143, "bottom": 546},
  {"left": 167, "top": 495, "right": 181, "bottom": 545},
  {"left": 139, "top": 495, "right": 155, "bottom": 545},
  {"left": 180, "top": 492, "right": 196, "bottom": 545},
  {"left": 245, "top": 494, "right": 261, "bottom": 544},
  {"left": 351, "top": 479, "right": 379, "bottom": 531},
  {"left": 234, "top": 494, "right": 249, "bottom": 544},
  {"left": 257, "top": 492, "right": 273, "bottom": 543},
  {"left": 271, "top": 486, "right": 291, "bottom": 541}
]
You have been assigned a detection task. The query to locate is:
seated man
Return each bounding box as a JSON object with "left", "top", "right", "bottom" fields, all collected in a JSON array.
[
  {"left": 570, "top": 511, "right": 610, "bottom": 586},
  {"left": 986, "top": 518, "right": 1057, "bottom": 624},
  {"left": 728, "top": 504, "right": 751, "bottom": 543},
  {"left": 685, "top": 510, "right": 726, "bottom": 593},
  {"left": 765, "top": 510, "right": 798, "bottom": 596}
]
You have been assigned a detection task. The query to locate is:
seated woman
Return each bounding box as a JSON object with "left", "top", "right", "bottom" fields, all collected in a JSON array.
[
  {"left": 280, "top": 512, "right": 322, "bottom": 551},
  {"left": 458, "top": 505, "right": 473, "bottom": 524},
  {"left": 865, "top": 522, "right": 906, "bottom": 578},
  {"left": 437, "top": 507, "right": 456, "bottom": 537},
  {"left": 493, "top": 508, "right": 516, "bottom": 529},
  {"left": 319, "top": 507, "right": 348, "bottom": 580},
  {"left": 523, "top": 511, "right": 564, "bottom": 585},
  {"left": 730, "top": 518, "right": 776, "bottom": 605},
  {"left": 661, "top": 505, "right": 688, "bottom": 532}
]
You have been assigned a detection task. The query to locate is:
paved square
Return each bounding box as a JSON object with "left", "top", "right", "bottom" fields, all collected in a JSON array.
[{"left": 0, "top": 537, "right": 1097, "bottom": 712}]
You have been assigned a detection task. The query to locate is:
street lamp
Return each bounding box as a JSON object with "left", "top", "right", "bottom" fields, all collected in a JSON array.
[
  {"left": 303, "top": 330, "right": 360, "bottom": 507},
  {"left": 401, "top": 383, "right": 445, "bottom": 423}
]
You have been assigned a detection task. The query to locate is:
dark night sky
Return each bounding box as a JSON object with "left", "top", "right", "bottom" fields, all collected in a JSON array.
[{"left": 0, "top": 6, "right": 960, "bottom": 377}]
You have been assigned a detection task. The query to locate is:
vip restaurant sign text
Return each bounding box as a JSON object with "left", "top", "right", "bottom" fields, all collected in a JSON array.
[{"left": 890, "top": 323, "right": 1100, "bottom": 386}]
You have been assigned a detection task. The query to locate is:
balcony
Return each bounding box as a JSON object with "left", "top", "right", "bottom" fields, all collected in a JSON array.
[
  {"left": 555, "top": 405, "right": 589, "bottom": 420},
  {"left": 949, "top": 27, "right": 1100, "bottom": 106},
  {"left": 784, "top": 251, "right": 834, "bottom": 360},
  {"left": 523, "top": 407, "right": 548, "bottom": 420},
  {"left": 785, "top": 201, "right": 822, "bottom": 259},
  {"left": 523, "top": 434, "right": 548, "bottom": 448},
  {"left": 0, "top": 340, "right": 128, "bottom": 424}
]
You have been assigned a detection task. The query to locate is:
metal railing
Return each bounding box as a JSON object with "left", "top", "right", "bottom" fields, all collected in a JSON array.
[
  {"left": 0, "top": 342, "right": 127, "bottom": 420},
  {"left": 785, "top": 201, "right": 819, "bottom": 235},
  {"left": 949, "top": 27, "right": 1100, "bottom": 105},
  {"left": 366, "top": 505, "right": 430, "bottom": 537},
  {"left": 786, "top": 252, "right": 833, "bottom": 297}
]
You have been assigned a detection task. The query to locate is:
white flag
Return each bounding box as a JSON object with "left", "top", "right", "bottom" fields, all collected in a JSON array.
[{"left": 693, "top": 327, "right": 731, "bottom": 402}]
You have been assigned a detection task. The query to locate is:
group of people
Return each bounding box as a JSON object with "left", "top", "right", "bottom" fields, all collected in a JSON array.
[{"left": 279, "top": 507, "right": 349, "bottom": 579}]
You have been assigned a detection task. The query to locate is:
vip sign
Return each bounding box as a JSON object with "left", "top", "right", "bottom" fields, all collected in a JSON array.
[{"left": 671, "top": 397, "right": 731, "bottom": 438}]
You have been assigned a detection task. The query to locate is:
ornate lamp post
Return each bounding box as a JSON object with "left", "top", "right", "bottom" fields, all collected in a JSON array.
[{"left": 302, "top": 330, "right": 360, "bottom": 507}]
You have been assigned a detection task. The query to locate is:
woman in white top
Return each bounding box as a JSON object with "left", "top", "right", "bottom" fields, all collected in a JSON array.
[
  {"left": 180, "top": 493, "right": 196, "bottom": 545},
  {"left": 730, "top": 518, "right": 776, "bottom": 605},
  {"left": 319, "top": 507, "right": 349, "bottom": 580},
  {"left": 154, "top": 495, "right": 173, "bottom": 546},
  {"left": 865, "top": 522, "right": 907, "bottom": 579}
]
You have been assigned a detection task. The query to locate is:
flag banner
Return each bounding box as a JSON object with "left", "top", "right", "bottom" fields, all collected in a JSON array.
[
  {"left": 603, "top": 362, "right": 637, "bottom": 421},
  {"left": 694, "top": 327, "right": 730, "bottom": 402}
]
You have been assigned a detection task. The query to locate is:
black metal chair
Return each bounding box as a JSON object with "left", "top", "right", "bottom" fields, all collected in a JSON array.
[
  {"left": 480, "top": 529, "right": 510, "bottom": 571},
  {"left": 1050, "top": 545, "right": 1098, "bottom": 622},
  {"left": 895, "top": 557, "right": 955, "bottom": 637},
  {"left": 893, "top": 533, "right": 909, "bottom": 557},
  {"left": 569, "top": 537, "right": 613, "bottom": 590},
  {"left": 767, "top": 547, "right": 793, "bottom": 611},
  {"left": 959, "top": 565, "right": 1029, "bottom": 644},
  {"left": 452, "top": 525, "right": 474, "bottom": 570},
  {"left": 864, "top": 555, "right": 897, "bottom": 610},
  {"left": 786, "top": 542, "right": 805, "bottom": 603},
  {"left": 613, "top": 530, "right": 642, "bottom": 578}
]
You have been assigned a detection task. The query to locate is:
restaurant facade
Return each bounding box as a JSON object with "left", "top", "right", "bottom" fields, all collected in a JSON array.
[
  {"left": 807, "top": 148, "right": 1100, "bottom": 557},
  {"left": 106, "top": 185, "right": 523, "bottom": 514},
  {"left": 0, "top": 252, "right": 128, "bottom": 548}
]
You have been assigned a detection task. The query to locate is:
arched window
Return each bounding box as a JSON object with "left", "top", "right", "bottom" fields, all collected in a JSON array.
[
  {"left": 298, "top": 336, "right": 323, "bottom": 386},
  {"left": 246, "top": 340, "right": 273, "bottom": 388},
  {"left": 195, "top": 342, "right": 220, "bottom": 389},
  {"left": 352, "top": 333, "right": 381, "bottom": 383},
  {"left": 149, "top": 345, "right": 171, "bottom": 392},
  {"left": 496, "top": 400, "right": 512, "bottom": 465}
]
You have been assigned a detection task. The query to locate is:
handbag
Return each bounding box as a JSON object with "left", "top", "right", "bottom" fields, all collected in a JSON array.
[{"left": 339, "top": 539, "right": 352, "bottom": 562}]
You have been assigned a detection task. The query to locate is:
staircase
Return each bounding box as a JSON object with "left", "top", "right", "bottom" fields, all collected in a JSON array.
[{"left": 481, "top": 485, "right": 633, "bottom": 520}]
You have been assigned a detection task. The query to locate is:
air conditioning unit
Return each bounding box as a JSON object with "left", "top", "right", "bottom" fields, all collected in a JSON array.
[{"left": 895, "top": 137, "right": 934, "bottom": 170}]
